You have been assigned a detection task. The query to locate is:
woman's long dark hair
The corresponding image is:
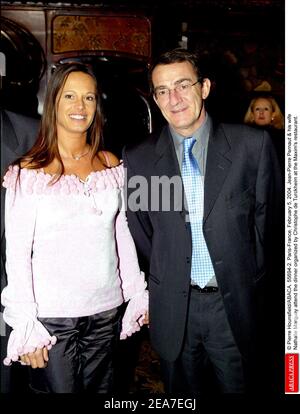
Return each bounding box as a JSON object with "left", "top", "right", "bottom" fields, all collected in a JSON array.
[{"left": 13, "top": 62, "right": 104, "bottom": 182}]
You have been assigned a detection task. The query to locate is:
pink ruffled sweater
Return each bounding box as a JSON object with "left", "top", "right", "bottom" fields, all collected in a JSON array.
[{"left": 2, "top": 164, "right": 148, "bottom": 365}]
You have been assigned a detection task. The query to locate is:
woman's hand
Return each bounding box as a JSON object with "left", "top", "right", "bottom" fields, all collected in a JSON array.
[{"left": 20, "top": 346, "right": 49, "bottom": 368}]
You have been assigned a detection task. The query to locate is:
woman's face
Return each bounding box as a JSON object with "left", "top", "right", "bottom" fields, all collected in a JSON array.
[
  {"left": 56, "top": 71, "right": 97, "bottom": 137},
  {"left": 252, "top": 98, "right": 274, "bottom": 126}
]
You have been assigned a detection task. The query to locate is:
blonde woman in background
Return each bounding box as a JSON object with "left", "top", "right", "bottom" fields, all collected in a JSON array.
[
  {"left": 244, "top": 95, "right": 284, "bottom": 171},
  {"left": 244, "top": 95, "right": 284, "bottom": 129}
]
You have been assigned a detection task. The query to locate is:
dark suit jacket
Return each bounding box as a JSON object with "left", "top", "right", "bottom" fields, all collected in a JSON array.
[
  {"left": 1, "top": 109, "right": 39, "bottom": 291},
  {"left": 123, "top": 121, "right": 283, "bottom": 362},
  {"left": 0, "top": 110, "right": 39, "bottom": 392}
]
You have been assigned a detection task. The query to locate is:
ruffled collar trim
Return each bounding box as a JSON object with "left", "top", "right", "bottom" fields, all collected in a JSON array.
[{"left": 3, "top": 164, "right": 124, "bottom": 195}]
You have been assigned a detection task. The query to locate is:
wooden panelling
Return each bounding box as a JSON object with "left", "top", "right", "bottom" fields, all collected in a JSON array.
[{"left": 52, "top": 15, "right": 151, "bottom": 58}]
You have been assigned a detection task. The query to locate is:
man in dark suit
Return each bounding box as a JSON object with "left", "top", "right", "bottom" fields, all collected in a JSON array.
[
  {"left": 1, "top": 109, "right": 39, "bottom": 392},
  {"left": 123, "top": 49, "right": 282, "bottom": 394}
]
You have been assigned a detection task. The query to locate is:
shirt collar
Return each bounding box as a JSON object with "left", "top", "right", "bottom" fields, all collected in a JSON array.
[{"left": 170, "top": 113, "right": 211, "bottom": 150}]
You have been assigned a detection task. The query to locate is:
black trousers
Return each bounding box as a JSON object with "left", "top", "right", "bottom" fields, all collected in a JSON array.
[
  {"left": 29, "top": 307, "right": 121, "bottom": 393},
  {"left": 160, "top": 289, "right": 245, "bottom": 395}
]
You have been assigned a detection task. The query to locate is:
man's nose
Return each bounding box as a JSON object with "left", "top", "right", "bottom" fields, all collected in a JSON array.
[{"left": 168, "top": 88, "right": 181, "bottom": 105}]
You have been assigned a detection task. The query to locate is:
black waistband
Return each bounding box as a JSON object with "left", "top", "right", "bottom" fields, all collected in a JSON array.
[{"left": 191, "top": 285, "right": 219, "bottom": 293}]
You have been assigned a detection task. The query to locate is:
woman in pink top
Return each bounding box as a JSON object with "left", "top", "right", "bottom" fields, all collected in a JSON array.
[{"left": 1, "top": 62, "right": 148, "bottom": 393}]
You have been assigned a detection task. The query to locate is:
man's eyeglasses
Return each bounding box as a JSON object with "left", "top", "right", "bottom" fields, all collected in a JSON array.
[{"left": 154, "top": 80, "right": 201, "bottom": 101}]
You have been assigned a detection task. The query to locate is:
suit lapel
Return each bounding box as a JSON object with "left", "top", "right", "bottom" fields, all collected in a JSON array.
[
  {"left": 150, "top": 124, "right": 232, "bottom": 223},
  {"left": 1, "top": 110, "right": 19, "bottom": 157},
  {"left": 153, "top": 127, "right": 187, "bottom": 221},
  {"left": 154, "top": 126, "right": 181, "bottom": 176},
  {"left": 204, "top": 124, "right": 232, "bottom": 222},
  {"left": 1, "top": 111, "right": 20, "bottom": 240}
]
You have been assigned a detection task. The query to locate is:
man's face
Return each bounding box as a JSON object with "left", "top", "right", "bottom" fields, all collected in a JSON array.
[{"left": 152, "top": 61, "right": 210, "bottom": 137}]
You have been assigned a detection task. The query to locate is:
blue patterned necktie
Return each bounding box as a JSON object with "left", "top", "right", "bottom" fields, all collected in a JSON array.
[{"left": 181, "top": 137, "right": 215, "bottom": 288}]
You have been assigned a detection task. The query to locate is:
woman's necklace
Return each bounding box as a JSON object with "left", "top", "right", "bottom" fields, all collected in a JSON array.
[
  {"left": 62, "top": 146, "right": 90, "bottom": 161},
  {"left": 72, "top": 149, "right": 90, "bottom": 161}
]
